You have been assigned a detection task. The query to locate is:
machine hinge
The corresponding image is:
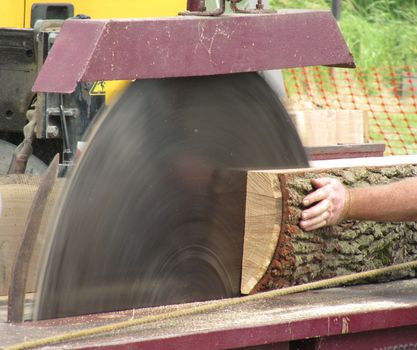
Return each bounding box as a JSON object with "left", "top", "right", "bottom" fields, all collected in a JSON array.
[{"left": 180, "top": 0, "right": 275, "bottom": 16}]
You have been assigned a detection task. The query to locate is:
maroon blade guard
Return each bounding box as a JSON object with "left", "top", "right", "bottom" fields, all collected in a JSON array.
[{"left": 33, "top": 10, "right": 354, "bottom": 94}]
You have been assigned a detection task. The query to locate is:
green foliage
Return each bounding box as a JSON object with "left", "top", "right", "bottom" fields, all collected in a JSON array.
[
  {"left": 273, "top": 0, "right": 417, "bottom": 155},
  {"left": 270, "top": 0, "right": 417, "bottom": 69},
  {"left": 340, "top": 14, "right": 417, "bottom": 70},
  {"left": 343, "top": 0, "right": 417, "bottom": 23},
  {"left": 270, "top": 0, "right": 328, "bottom": 9}
]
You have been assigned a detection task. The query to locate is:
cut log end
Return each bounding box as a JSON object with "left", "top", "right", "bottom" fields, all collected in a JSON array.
[{"left": 241, "top": 172, "right": 282, "bottom": 294}]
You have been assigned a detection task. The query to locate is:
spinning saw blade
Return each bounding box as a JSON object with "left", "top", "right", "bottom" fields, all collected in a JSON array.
[{"left": 34, "top": 73, "right": 308, "bottom": 320}]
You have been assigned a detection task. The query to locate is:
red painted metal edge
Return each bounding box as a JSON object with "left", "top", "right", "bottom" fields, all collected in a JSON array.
[
  {"left": 5, "top": 280, "right": 417, "bottom": 348},
  {"left": 76, "top": 306, "right": 417, "bottom": 350},
  {"left": 306, "top": 143, "right": 386, "bottom": 161},
  {"left": 33, "top": 11, "right": 355, "bottom": 93}
]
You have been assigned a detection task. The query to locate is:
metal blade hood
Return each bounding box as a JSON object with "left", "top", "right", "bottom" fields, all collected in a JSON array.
[{"left": 33, "top": 11, "right": 355, "bottom": 94}]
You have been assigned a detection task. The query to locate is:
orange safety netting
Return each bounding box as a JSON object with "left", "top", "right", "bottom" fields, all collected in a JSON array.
[{"left": 284, "top": 66, "right": 417, "bottom": 155}]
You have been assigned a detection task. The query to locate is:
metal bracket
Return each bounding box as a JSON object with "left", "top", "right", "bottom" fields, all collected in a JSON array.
[
  {"left": 59, "top": 94, "right": 73, "bottom": 164},
  {"left": 179, "top": 0, "right": 275, "bottom": 16},
  {"left": 230, "top": 0, "right": 275, "bottom": 14},
  {"left": 179, "top": 0, "right": 226, "bottom": 16}
]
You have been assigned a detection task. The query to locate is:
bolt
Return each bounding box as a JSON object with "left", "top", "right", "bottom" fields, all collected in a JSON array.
[
  {"left": 5, "top": 110, "right": 13, "bottom": 118},
  {"left": 47, "top": 125, "right": 60, "bottom": 138},
  {"left": 199, "top": 0, "right": 206, "bottom": 11},
  {"left": 256, "top": 0, "right": 264, "bottom": 10}
]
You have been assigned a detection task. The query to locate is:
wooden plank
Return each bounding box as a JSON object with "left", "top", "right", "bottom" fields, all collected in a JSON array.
[
  {"left": 8, "top": 155, "right": 59, "bottom": 322},
  {"left": 0, "top": 176, "right": 40, "bottom": 296},
  {"left": 290, "top": 109, "right": 368, "bottom": 147},
  {"left": 242, "top": 155, "right": 417, "bottom": 294},
  {"left": 0, "top": 175, "right": 63, "bottom": 296}
]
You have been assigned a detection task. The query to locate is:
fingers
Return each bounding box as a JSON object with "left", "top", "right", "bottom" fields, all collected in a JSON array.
[
  {"left": 303, "top": 187, "right": 330, "bottom": 207},
  {"left": 302, "top": 198, "right": 330, "bottom": 220},
  {"left": 305, "top": 222, "right": 326, "bottom": 231},
  {"left": 300, "top": 211, "right": 330, "bottom": 231},
  {"left": 299, "top": 177, "right": 348, "bottom": 231},
  {"left": 302, "top": 178, "right": 334, "bottom": 207}
]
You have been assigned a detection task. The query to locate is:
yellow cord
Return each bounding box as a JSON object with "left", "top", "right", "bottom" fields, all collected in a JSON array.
[{"left": 6, "top": 260, "right": 417, "bottom": 350}]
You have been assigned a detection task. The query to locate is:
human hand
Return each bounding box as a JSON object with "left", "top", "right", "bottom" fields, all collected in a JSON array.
[{"left": 299, "top": 178, "right": 350, "bottom": 231}]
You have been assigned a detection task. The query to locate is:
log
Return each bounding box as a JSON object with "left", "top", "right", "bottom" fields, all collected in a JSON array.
[
  {"left": 0, "top": 175, "right": 63, "bottom": 296},
  {"left": 3, "top": 156, "right": 417, "bottom": 298},
  {"left": 242, "top": 155, "right": 417, "bottom": 294}
]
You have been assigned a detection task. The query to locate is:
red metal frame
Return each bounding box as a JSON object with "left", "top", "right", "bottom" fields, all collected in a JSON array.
[
  {"left": 187, "top": 0, "right": 203, "bottom": 11},
  {"left": 33, "top": 10, "right": 354, "bottom": 93},
  {"left": 2, "top": 305, "right": 417, "bottom": 349},
  {"left": 76, "top": 307, "right": 417, "bottom": 349},
  {"left": 306, "top": 143, "right": 386, "bottom": 161},
  {"left": 317, "top": 326, "right": 417, "bottom": 350}
]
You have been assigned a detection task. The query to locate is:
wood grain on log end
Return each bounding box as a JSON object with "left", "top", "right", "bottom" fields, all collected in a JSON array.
[{"left": 241, "top": 172, "right": 282, "bottom": 294}]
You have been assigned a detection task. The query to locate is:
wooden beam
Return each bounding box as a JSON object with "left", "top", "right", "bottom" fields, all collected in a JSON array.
[
  {"left": 8, "top": 156, "right": 59, "bottom": 322},
  {"left": 289, "top": 109, "right": 368, "bottom": 147},
  {"left": 0, "top": 175, "right": 63, "bottom": 296},
  {"left": 0, "top": 176, "right": 40, "bottom": 296},
  {"left": 242, "top": 155, "right": 417, "bottom": 294}
]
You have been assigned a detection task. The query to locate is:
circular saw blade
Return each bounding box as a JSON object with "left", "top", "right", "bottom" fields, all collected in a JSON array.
[{"left": 34, "top": 73, "right": 308, "bottom": 320}]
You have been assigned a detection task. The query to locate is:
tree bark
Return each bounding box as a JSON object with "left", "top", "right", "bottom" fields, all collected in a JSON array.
[{"left": 243, "top": 159, "right": 417, "bottom": 294}]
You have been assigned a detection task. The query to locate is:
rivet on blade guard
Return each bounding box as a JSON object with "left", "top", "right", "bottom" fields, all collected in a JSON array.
[{"left": 89, "top": 81, "right": 106, "bottom": 96}]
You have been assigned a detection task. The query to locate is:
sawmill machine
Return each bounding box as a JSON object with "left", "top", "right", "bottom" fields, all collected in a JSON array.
[
  {"left": 5, "top": 1, "right": 416, "bottom": 349},
  {"left": 3, "top": 0, "right": 350, "bottom": 317},
  {"left": 28, "top": 0, "right": 355, "bottom": 319}
]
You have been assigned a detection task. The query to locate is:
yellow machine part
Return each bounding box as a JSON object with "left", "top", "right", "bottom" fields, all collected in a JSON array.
[
  {"left": 0, "top": 0, "right": 186, "bottom": 102},
  {"left": 0, "top": 0, "right": 184, "bottom": 27},
  {"left": 0, "top": 1, "right": 25, "bottom": 27},
  {"left": 24, "top": 0, "right": 186, "bottom": 27}
]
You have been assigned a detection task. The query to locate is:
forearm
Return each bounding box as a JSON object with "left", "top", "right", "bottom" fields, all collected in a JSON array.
[{"left": 346, "top": 177, "right": 417, "bottom": 222}]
